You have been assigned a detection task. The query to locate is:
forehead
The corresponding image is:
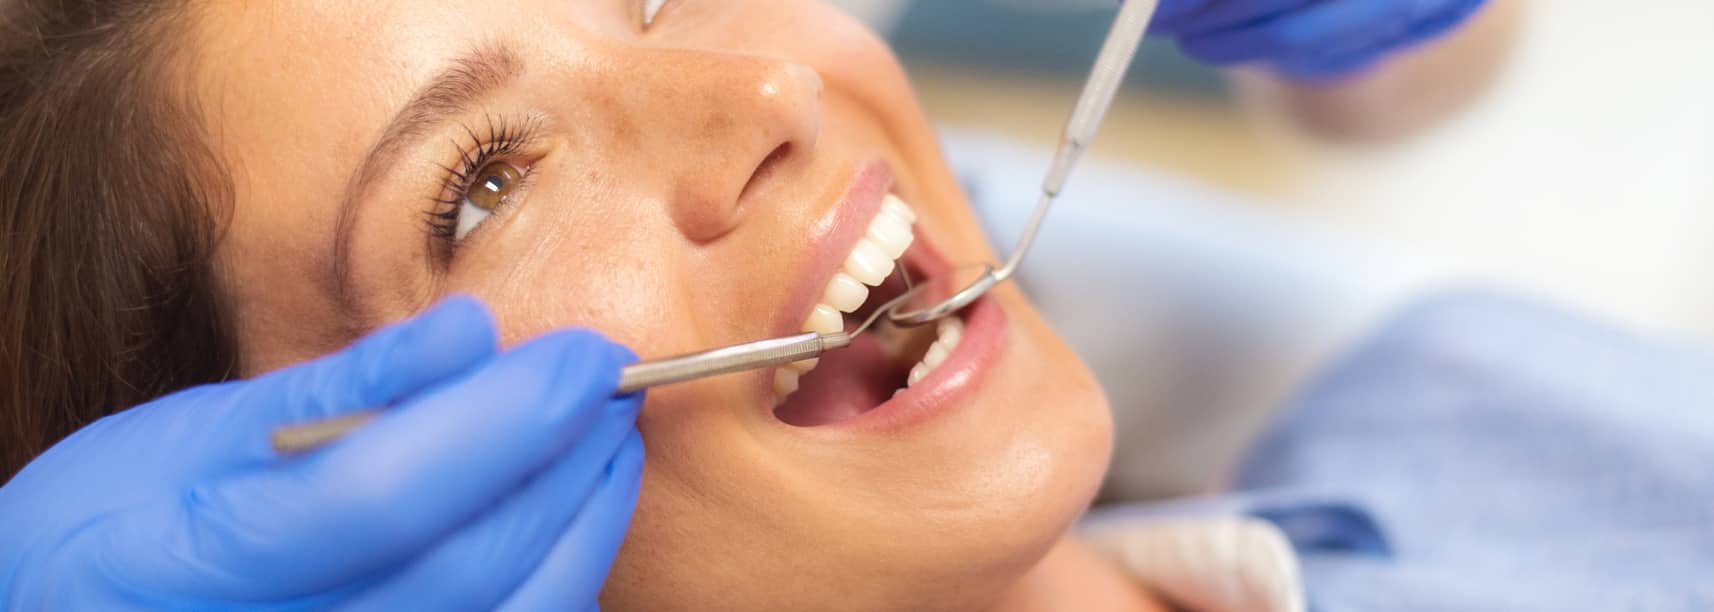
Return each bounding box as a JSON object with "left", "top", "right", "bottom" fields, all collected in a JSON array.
[
  {"left": 190, "top": 1, "right": 635, "bottom": 180},
  {"left": 195, "top": 2, "right": 472, "bottom": 156}
]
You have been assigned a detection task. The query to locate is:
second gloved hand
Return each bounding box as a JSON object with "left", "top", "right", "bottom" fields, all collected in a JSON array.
[
  {"left": 0, "top": 296, "right": 643, "bottom": 611},
  {"left": 1149, "top": 0, "right": 1490, "bottom": 80}
]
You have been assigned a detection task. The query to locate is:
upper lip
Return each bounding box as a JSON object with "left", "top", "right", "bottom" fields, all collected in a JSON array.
[{"left": 768, "top": 160, "right": 894, "bottom": 340}]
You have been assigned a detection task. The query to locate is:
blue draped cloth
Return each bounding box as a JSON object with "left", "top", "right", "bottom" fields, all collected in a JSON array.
[{"left": 1091, "top": 292, "right": 1714, "bottom": 610}]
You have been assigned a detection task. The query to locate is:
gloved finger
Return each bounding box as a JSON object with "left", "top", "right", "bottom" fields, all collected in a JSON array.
[
  {"left": 495, "top": 429, "right": 644, "bottom": 612},
  {"left": 1146, "top": 0, "right": 1218, "bottom": 31},
  {"left": 238, "top": 295, "right": 497, "bottom": 436},
  {"left": 339, "top": 394, "right": 642, "bottom": 612},
  {"left": 1272, "top": 0, "right": 1482, "bottom": 80},
  {"left": 1403, "top": 0, "right": 1488, "bottom": 42},
  {"left": 95, "top": 330, "right": 635, "bottom": 600},
  {"left": 1274, "top": 41, "right": 1392, "bottom": 80},
  {"left": 152, "top": 295, "right": 500, "bottom": 481},
  {"left": 1151, "top": 0, "right": 1305, "bottom": 36},
  {"left": 1266, "top": 21, "right": 1409, "bottom": 80},
  {"left": 1177, "top": 0, "right": 1402, "bottom": 65}
]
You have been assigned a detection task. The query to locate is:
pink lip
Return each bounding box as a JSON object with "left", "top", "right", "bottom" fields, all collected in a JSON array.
[
  {"left": 808, "top": 236, "right": 1006, "bottom": 433},
  {"left": 769, "top": 160, "right": 892, "bottom": 339},
  {"left": 771, "top": 175, "right": 1007, "bottom": 432}
]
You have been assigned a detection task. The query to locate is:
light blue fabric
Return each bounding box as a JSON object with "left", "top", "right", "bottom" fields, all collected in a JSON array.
[
  {"left": 942, "top": 127, "right": 1434, "bottom": 497},
  {"left": 1090, "top": 291, "right": 1714, "bottom": 610},
  {"left": 944, "top": 126, "right": 1713, "bottom": 607}
]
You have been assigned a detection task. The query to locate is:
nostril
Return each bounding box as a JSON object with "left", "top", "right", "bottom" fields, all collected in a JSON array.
[{"left": 739, "top": 142, "right": 792, "bottom": 201}]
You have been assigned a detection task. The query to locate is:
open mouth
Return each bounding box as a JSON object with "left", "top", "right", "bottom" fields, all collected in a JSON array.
[{"left": 773, "top": 193, "right": 969, "bottom": 427}]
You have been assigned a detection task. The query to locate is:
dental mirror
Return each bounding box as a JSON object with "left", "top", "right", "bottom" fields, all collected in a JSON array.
[{"left": 886, "top": 263, "right": 998, "bottom": 327}]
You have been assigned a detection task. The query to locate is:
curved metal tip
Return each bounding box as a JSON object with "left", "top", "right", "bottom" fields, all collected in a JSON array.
[
  {"left": 885, "top": 264, "right": 998, "bottom": 327},
  {"left": 850, "top": 288, "right": 925, "bottom": 337}
]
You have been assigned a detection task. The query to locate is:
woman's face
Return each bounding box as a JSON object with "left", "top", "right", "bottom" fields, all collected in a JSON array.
[{"left": 195, "top": 1, "right": 1111, "bottom": 609}]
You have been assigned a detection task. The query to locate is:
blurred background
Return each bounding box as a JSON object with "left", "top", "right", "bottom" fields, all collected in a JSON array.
[{"left": 830, "top": 0, "right": 1714, "bottom": 500}]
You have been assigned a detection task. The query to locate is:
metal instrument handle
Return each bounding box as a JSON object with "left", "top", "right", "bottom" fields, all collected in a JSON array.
[
  {"left": 270, "top": 332, "right": 848, "bottom": 454},
  {"left": 614, "top": 332, "right": 846, "bottom": 393},
  {"left": 1005, "top": 0, "right": 1158, "bottom": 280}
]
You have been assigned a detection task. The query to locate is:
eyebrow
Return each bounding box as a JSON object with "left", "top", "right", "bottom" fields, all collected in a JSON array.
[{"left": 330, "top": 44, "right": 524, "bottom": 312}]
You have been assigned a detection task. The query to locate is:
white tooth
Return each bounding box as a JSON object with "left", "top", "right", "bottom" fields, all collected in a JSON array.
[
  {"left": 907, "top": 362, "right": 930, "bottom": 387},
  {"left": 802, "top": 304, "right": 843, "bottom": 334},
  {"left": 882, "top": 193, "right": 918, "bottom": 223},
  {"left": 842, "top": 239, "right": 895, "bottom": 286},
  {"left": 921, "top": 342, "right": 950, "bottom": 369},
  {"left": 774, "top": 369, "right": 800, "bottom": 396},
  {"left": 865, "top": 211, "right": 914, "bottom": 259},
  {"left": 936, "top": 317, "right": 964, "bottom": 346},
  {"left": 876, "top": 203, "right": 914, "bottom": 230},
  {"left": 821, "top": 274, "right": 869, "bottom": 313},
  {"left": 790, "top": 357, "right": 819, "bottom": 372}
]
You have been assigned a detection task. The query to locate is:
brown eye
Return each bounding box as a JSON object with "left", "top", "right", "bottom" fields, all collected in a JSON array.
[
  {"left": 465, "top": 161, "right": 522, "bottom": 211},
  {"left": 452, "top": 161, "right": 523, "bottom": 241}
]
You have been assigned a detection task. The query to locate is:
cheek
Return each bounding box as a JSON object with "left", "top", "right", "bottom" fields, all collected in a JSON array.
[{"left": 447, "top": 198, "right": 683, "bottom": 350}]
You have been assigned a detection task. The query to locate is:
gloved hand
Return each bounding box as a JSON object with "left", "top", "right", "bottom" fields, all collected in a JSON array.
[
  {"left": 1149, "top": 0, "right": 1490, "bottom": 80},
  {"left": 0, "top": 296, "right": 644, "bottom": 611}
]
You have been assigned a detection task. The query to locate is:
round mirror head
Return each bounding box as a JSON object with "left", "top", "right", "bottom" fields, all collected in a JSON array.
[{"left": 886, "top": 264, "right": 997, "bottom": 327}]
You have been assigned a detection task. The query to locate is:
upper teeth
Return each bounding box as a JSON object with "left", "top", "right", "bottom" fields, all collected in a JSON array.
[{"left": 773, "top": 194, "right": 920, "bottom": 401}]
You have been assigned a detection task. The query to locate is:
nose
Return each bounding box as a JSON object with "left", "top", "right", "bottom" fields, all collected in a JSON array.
[{"left": 608, "top": 49, "right": 822, "bottom": 242}]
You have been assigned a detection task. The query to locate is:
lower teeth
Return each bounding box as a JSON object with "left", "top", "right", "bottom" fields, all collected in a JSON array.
[
  {"left": 772, "top": 313, "right": 966, "bottom": 407},
  {"left": 905, "top": 316, "right": 964, "bottom": 388}
]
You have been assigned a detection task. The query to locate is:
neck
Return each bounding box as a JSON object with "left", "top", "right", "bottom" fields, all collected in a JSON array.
[{"left": 987, "top": 536, "right": 1170, "bottom": 612}]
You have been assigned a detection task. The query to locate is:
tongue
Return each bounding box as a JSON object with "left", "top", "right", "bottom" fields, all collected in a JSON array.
[{"left": 774, "top": 332, "right": 899, "bottom": 427}]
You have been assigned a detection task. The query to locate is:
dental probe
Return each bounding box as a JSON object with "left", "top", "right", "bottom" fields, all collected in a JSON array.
[
  {"left": 269, "top": 291, "right": 917, "bottom": 453},
  {"left": 886, "top": 0, "right": 1159, "bottom": 326}
]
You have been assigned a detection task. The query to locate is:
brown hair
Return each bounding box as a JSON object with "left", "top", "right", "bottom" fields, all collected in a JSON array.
[{"left": 1, "top": 0, "right": 237, "bottom": 479}]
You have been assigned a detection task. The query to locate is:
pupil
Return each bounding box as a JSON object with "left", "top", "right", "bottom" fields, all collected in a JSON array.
[{"left": 483, "top": 175, "right": 504, "bottom": 192}]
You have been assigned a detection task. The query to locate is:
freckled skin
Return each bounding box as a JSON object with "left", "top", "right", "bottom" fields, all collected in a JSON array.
[{"left": 194, "top": 1, "right": 1115, "bottom": 610}]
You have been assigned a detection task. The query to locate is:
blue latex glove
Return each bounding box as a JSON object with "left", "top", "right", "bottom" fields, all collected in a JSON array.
[
  {"left": 1149, "top": 0, "right": 1490, "bottom": 80},
  {"left": 0, "top": 296, "right": 644, "bottom": 611}
]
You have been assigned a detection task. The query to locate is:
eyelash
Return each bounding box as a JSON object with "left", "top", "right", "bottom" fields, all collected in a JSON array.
[{"left": 426, "top": 115, "right": 540, "bottom": 244}]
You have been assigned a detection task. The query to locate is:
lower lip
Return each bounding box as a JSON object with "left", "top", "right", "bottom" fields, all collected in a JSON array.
[
  {"left": 809, "top": 292, "right": 1006, "bottom": 434},
  {"left": 772, "top": 161, "right": 892, "bottom": 340}
]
